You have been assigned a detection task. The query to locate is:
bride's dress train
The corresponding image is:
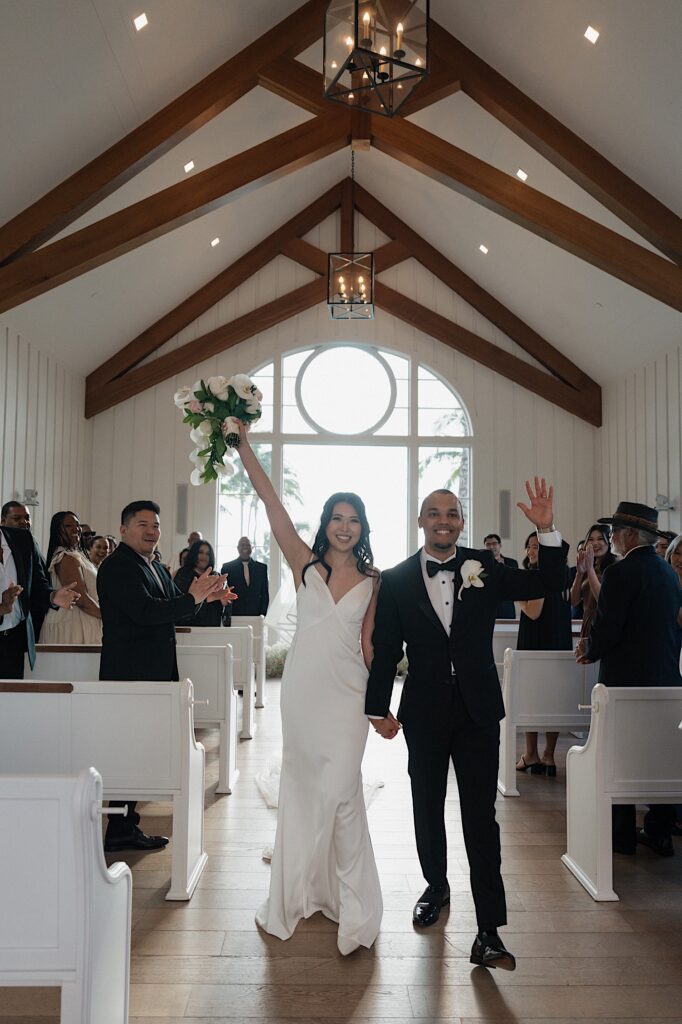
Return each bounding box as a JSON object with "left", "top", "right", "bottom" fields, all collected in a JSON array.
[{"left": 255, "top": 569, "right": 383, "bottom": 955}]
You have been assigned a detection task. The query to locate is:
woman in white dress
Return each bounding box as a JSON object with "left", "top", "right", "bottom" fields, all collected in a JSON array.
[
  {"left": 237, "top": 428, "right": 392, "bottom": 954},
  {"left": 40, "top": 511, "right": 102, "bottom": 644}
]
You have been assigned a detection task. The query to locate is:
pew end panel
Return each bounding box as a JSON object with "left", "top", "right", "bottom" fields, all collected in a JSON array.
[
  {"left": 177, "top": 644, "right": 239, "bottom": 795},
  {"left": 0, "top": 767, "right": 131, "bottom": 1023},
  {"left": 562, "top": 684, "right": 682, "bottom": 902},
  {"left": 233, "top": 614, "right": 266, "bottom": 707},
  {"left": 177, "top": 625, "right": 256, "bottom": 739},
  {"left": 167, "top": 679, "right": 208, "bottom": 900}
]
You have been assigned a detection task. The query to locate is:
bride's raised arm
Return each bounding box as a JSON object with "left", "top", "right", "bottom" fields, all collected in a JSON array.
[{"left": 235, "top": 425, "right": 311, "bottom": 584}]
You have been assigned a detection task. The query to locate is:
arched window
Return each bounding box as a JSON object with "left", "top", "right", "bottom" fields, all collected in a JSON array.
[{"left": 217, "top": 345, "right": 472, "bottom": 588}]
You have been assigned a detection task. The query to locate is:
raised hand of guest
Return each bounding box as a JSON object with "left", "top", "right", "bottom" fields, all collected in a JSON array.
[
  {"left": 189, "top": 568, "right": 229, "bottom": 604},
  {"left": 516, "top": 477, "right": 555, "bottom": 530},
  {"left": 371, "top": 712, "right": 401, "bottom": 740},
  {"left": 0, "top": 581, "right": 23, "bottom": 615},
  {"left": 52, "top": 580, "right": 80, "bottom": 609}
]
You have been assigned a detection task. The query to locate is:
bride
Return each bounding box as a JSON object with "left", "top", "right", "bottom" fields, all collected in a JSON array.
[{"left": 236, "top": 426, "right": 394, "bottom": 954}]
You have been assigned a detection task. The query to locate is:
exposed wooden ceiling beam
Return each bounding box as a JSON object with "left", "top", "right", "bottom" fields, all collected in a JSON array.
[
  {"left": 371, "top": 117, "right": 682, "bottom": 314},
  {"left": 0, "top": 113, "right": 350, "bottom": 316},
  {"left": 430, "top": 22, "right": 682, "bottom": 265},
  {"left": 85, "top": 278, "right": 327, "bottom": 418},
  {"left": 0, "top": 0, "right": 328, "bottom": 266},
  {"left": 281, "top": 236, "right": 409, "bottom": 275},
  {"left": 87, "top": 184, "right": 343, "bottom": 395},
  {"left": 352, "top": 182, "right": 599, "bottom": 396},
  {"left": 376, "top": 282, "right": 601, "bottom": 426}
]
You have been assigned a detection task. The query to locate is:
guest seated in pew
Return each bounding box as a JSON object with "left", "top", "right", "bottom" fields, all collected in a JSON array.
[
  {"left": 516, "top": 532, "right": 572, "bottom": 776},
  {"left": 39, "top": 511, "right": 103, "bottom": 644},
  {"left": 1, "top": 519, "right": 78, "bottom": 679},
  {"left": 577, "top": 502, "right": 682, "bottom": 857},
  {"left": 174, "top": 540, "right": 231, "bottom": 626},
  {"left": 97, "top": 499, "right": 235, "bottom": 852},
  {"left": 570, "top": 524, "right": 618, "bottom": 641}
]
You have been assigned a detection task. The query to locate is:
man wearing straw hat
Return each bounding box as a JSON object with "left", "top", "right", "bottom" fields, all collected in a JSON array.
[{"left": 577, "top": 501, "right": 681, "bottom": 857}]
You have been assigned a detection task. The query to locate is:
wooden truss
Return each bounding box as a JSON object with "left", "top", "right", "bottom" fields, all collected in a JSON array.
[{"left": 2, "top": 1, "right": 681, "bottom": 424}]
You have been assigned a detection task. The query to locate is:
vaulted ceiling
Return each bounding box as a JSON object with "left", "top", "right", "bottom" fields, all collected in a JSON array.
[{"left": 2, "top": 0, "right": 681, "bottom": 426}]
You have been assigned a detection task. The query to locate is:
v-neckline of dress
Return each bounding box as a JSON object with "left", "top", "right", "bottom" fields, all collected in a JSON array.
[{"left": 311, "top": 567, "right": 371, "bottom": 607}]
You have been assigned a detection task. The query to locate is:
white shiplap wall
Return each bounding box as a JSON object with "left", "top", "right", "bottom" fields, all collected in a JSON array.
[
  {"left": 596, "top": 342, "right": 682, "bottom": 536},
  {"left": 0, "top": 321, "right": 92, "bottom": 551},
  {"left": 87, "top": 225, "right": 598, "bottom": 565}
]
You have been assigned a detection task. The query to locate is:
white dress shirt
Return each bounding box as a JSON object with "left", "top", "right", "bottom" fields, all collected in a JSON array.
[{"left": 0, "top": 532, "right": 24, "bottom": 630}]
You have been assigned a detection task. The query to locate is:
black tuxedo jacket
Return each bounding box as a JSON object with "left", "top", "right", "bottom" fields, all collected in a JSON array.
[
  {"left": 97, "top": 542, "right": 197, "bottom": 681},
  {"left": 366, "top": 541, "right": 569, "bottom": 726},
  {"left": 0, "top": 526, "right": 53, "bottom": 668},
  {"left": 220, "top": 557, "right": 269, "bottom": 616},
  {"left": 495, "top": 555, "right": 519, "bottom": 618},
  {"left": 585, "top": 545, "right": 681, "bottom": 686}
]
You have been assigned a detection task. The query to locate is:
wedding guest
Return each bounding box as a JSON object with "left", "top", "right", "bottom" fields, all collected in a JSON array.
[
  {"left": 188, "top": 530, "right": 203, "bottom": 546},
  {"left": 483, "top": 533, "right": 518, "bottom": 618},
  {"left": 40, "top": 511, "right": 102, "bottom": 643},
  {"left": 569, "top": 540, "right": 586, "bottom": 618},
  {"left": 655, "top": 530, "right": 677, "bottom": 558},
  {"left": 97, "top": 499, "right": 232, "bottom": 852},
  {"left": 515, "top": 533, "right": 572, "bottom": 776},
  {"left": 577, "top": 502, "right": 681, "bottom": 856},
  {"left": 86, "top": 535, "right": 109, "bottom": 568},
  {"left": 665, "top": 534, "right": 682, "bottom": 834},
  {"left": 105, "top": 535, "right": 118, "bottom": 555},
  {"left": 80, "top": 523, "right": 96, "bottom": 552},
  {"left": 178, "top": 547, "right": 189, "bottom": 570},
  {"left": 368, "top": 479, "right": 568, "bottom": 971},
  {"left": 571, "top": 524, "right": 618, "bottom": 643},
  {"left": 1, "top": 500, "right": 49, "bottom": 638},
  {"left": 1, "top": 521, "right": 78, "bottom": 679},
  {"left": 221, "top": 536, "right": 269, "bottom": 616},
  {"left": 174, "top": 540, "right": 230, "bottom": 626}
]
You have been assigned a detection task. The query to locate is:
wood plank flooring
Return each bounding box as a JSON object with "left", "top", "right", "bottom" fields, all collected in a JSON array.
[{"left": 2, "top": 679, "right": 681, "bottom": 1021}]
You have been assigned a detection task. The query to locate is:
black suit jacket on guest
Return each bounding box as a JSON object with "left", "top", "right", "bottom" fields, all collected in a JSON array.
[
  {"left": 97, "top": 542, "right": 197, "bottom": 681},
  {"left": 0, "top": 526, "right": 53, "bottom": 667},
  {"left": 585, "top": 545, "right": 682, "bottom": 686},
  {"left": 220, "top": 557, "right": 269, "bottom": 616},
  {"left": 366, "top": 541, "right": 569, "bottom": 726}
]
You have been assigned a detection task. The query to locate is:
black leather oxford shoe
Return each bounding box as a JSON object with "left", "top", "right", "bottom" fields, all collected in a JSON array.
[
  {"left": 636, "top": 828, "right": 674, "bottom": 857},
  {"left": 104, "top": 827, "right": 169, "bottom": 853},
  {"left": 412, "top": 883, "right": 450, "bottom": 927},
  {"left": 470, "top": 930, "right": 516, "bottom": 971}
]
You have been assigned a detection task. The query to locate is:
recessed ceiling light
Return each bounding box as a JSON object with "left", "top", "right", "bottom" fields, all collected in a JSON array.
[
  {"left": 184, "top": 160, "right": 195, "bottom": 173},
  {"left": 210, "top": 237, "right": 220, "bottom": 247},
  {"left": 479, "top": 244, "right": 488, "bottom": 255},
  {"left": 584, "top": 25, "right": 599, "bottom": 44},
  {"left": 516, "top": 168, "right": 528, "bottom": 181},
  {"left": 133, "top": 12, "right": 148, "bottom": 31}
]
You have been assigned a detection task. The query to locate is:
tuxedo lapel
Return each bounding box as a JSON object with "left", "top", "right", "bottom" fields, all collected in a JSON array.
[{"left": 412, "top": 552, "right": 449, "bottom": 639}]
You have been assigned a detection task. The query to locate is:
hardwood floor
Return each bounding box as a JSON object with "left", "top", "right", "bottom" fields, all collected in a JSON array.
[{"left": 2, "top": 679, "right": 681, "bottom": 1021}]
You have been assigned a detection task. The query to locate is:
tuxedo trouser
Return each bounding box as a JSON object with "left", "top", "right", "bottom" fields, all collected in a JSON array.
[
  {"left": 402, "top": 681, "right": 506, "bottom": 929},
  {"left": 0, "top": 621, "right": 27, "bottom": 679}
]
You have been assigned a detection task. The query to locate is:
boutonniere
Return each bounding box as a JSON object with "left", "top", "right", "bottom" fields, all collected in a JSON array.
[{"left": 458, "top": 559, "right": 488, "bottom": 600}]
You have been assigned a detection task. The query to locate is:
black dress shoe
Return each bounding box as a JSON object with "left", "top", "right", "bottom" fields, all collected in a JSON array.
[
  {"left": 470, "top": 930, "right": 516, "bottom": 971},
  {"left": 413, "top": 883, "right": 450, "bottom": 927},
  {"left": 636, "top": 828, "right": 674, "bottom": 857},
  {"left": 104, "top": 827, "right": 169, "bottom": 853}
]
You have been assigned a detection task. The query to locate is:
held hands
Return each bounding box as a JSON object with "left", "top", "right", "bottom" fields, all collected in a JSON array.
[
  {"left": 371, "top": 712, "right": 401, "bottom": 740},
  {"left": 53, "top": 581, "right": 80, "bottom": 609},
  {"left": 0, "top": 581, "right": 23, "bottom": 615},
  {"left": 516, "top": 476, "right": 555, "bottom": 530}
]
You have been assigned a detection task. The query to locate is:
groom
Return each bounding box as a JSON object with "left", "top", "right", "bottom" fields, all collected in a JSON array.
[{"left": 366, "top": 478, "right": 568, "bottom": 971}]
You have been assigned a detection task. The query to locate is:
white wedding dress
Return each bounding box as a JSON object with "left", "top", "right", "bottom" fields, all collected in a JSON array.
[{"left": 256, "top": 567, "right": 383, "bottom": 955}]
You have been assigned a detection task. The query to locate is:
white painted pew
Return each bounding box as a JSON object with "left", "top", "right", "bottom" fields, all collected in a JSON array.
[
  {"left": 230, "top": 614, "right": 266, "bottom": 707},
  {"left": 0, "top": 678, "right": 207, "bottom": 900},
  {"left": 492, "top": 620, "right": 582, "bottom": 665},
  {"left": 0, "top": 767, "right": 131, "bottom": 1023},
  {"left": 562, "top": 683, "right": 682, "bottom": 901},
  {"left": 177, "top": 625, "right": 256, "bottom": 739},
  {"left": 498, "top": 649, "right": 600, "bottom": 797},
  {"left": 28, "top": 642, "right": 239, "bottom": 794}
]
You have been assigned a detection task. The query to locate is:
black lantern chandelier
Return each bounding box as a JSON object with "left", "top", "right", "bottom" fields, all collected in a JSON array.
[
  {"left": 327, "top": 151, "right": 375, "bottom": 320},
  {"left": 323, "top": 0, "right": 429, "bottom": 117}
]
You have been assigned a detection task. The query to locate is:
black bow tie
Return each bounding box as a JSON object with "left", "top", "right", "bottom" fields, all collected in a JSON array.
[{"left": 426, "top": 558, "right": 458, "bottom": 577}]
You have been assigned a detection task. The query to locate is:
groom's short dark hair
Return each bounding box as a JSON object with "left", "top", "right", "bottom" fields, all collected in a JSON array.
[{"left": 419, "top": 489, "right": 462, "bottom": 517}]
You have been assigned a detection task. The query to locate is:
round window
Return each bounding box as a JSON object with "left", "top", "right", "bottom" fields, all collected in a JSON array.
[{"left": 296, "top": 347, "right": 396, "bottom": 435}]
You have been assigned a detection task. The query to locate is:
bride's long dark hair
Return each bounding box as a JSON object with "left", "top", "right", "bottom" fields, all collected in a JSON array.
[{"left": 302, "top": 492, "right": 378, "bottom": 586}]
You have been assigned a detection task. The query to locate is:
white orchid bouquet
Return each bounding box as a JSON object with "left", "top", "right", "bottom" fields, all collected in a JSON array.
[{"left": 174, "top": 373, "right": 262, "bottom": 485}]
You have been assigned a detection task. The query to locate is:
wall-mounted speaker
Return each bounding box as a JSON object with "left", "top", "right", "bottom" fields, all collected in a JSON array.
[
  {"left": 499, "top": 489, "right": 511, "bottom": 539},
  {"left": 176, "top": 484, "right": 188, "bottom": 536}
]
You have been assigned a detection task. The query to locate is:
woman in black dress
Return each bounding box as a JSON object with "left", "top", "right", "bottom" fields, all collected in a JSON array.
[
  {"left": 515, "top": 532, "right": 572, "bottom": 776},
  {"left": 174, "top": 540, "right": 230, "bottom": 626}
]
